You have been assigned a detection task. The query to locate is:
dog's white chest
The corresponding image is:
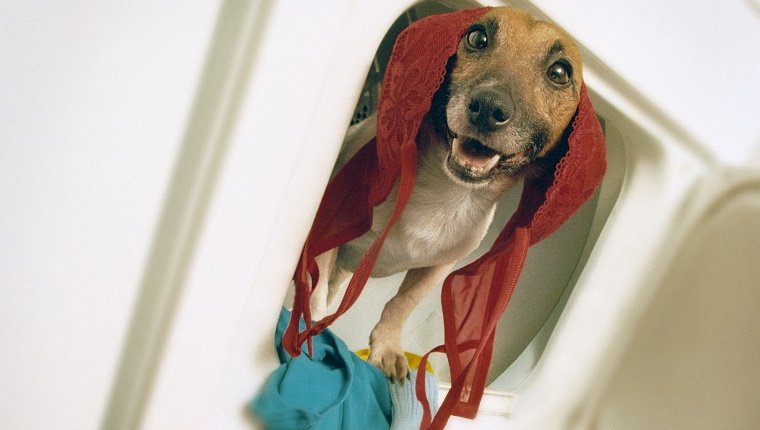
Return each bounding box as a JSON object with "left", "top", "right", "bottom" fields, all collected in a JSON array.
[{"left": 337, "top": 167, "right": 498, "bottom": 277}]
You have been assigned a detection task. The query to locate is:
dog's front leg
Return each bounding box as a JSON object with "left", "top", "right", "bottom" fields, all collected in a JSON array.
[{"left": 369, "top": 263, "right": 455, "bottom": 382}]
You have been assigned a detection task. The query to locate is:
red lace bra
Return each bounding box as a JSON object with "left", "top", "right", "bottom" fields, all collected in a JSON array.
[{"left": 282, "top": 7, "right": 607, "bottom": 429}]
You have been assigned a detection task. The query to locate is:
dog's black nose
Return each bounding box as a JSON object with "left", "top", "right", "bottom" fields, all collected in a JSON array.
[{"left": 467, "top": 88, "right": 513, "bottom": 131}]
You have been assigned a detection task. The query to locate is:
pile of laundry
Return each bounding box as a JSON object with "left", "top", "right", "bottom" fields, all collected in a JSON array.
[{"left": 251, "top": 309, "right": 438, "bottom": 430}]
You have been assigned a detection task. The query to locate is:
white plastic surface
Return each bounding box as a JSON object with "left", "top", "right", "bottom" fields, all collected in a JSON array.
[
  {"left": 2, "top": 0, "right": 760, "bottom": 429},
  {"left": 0, "top": 2, "right": 220, "bottom": 429},
  {"left": 594, "top": 174, "right": 760, "bottom": 429},
  {"left": 439, "top": 384, "right": 519, "bottom": 416}
]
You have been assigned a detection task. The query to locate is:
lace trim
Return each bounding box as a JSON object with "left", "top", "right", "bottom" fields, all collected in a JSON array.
[
  {"left": 373, "top": 8, "right": 490, "bottom": 198},
  {"left": 529, "top": 85, "right": 607, "bottom": 242}
]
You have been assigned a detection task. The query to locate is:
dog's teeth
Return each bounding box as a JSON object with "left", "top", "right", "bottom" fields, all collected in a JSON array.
[
  {"left": 500, "top": 150, "right": 527, "bottom": 165},
  {"left": 452, "top": 137, "right": 500, "bottom": 173}
]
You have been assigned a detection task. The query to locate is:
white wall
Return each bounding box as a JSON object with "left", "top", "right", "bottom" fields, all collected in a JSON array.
[{"left": 0, "top": 2, "right": 220, "bottom": 429}]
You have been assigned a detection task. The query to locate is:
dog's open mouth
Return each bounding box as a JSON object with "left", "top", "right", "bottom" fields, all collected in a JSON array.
[{"left": 446, "top": 130, "right": 528, "bottom": 183}]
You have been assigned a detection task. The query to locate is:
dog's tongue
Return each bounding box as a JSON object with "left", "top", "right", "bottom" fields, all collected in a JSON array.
[{"left": 453, "top": 137, "right": 501, "bottom": 172}]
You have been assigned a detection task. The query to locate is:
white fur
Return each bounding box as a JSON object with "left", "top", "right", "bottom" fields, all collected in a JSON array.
[{"left": 336, "top": 121, "right": 500, "bottom": 277}]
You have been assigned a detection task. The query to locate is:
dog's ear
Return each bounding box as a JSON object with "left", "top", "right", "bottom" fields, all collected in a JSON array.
[
  {"left": 524, "top": 126, "right": 570, "bottom": 181},
  {"left": 528, "top": 84, "right": 606, "bottom": 242},
  {"left": 520, "top": 99, "right": 580, "bottom": 181}
]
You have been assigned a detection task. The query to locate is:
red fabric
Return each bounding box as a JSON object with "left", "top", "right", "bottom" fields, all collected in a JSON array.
[
  {"left": 417, "top": 84, "right": 607, "bottom": 428},
  {"left": 282, "top": 7, "right": 607, "bottom": 429},
  {"left": 281, "top": 5, "right": 490, "bottom": 364}
]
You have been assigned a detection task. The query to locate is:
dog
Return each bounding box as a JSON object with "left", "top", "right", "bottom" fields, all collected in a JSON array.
[{"left": 310, "top": 7, "right": 584, "bottom": 382}]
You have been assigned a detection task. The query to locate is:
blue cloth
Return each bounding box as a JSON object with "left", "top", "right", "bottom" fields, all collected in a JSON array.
[
  {"left": 388, "top": 369, "right": 439, "bottom": 430},
  {"left": 250, "top": 309, "right": 392, "bottom": 429}
]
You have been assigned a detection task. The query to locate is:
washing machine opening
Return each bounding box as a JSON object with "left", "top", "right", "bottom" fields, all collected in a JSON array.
[{"left": 282, "top": 0, "right": 625, "bottom": 408}]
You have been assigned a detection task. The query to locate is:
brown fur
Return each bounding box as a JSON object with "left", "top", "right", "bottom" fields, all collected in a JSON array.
[{"left": 440, "top": 8, "right": 582, "bottom": 188}]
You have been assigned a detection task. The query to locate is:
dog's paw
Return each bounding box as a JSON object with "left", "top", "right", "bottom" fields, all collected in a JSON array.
[{"left": 368, "top": 345, "right": 409, "bottom": 383}]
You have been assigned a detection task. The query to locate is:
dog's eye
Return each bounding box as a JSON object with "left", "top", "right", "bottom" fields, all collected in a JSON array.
[
  {"left": 465, "top": 28, "right": 488, "bottom": 50},
  {"left": 547, "top": 62, "right": 571, "bottom": 85}
]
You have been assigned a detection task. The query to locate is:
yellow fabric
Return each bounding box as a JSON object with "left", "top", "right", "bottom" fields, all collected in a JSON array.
[{"left": 354, "top": 348, "right": 434, "bottom": 375}]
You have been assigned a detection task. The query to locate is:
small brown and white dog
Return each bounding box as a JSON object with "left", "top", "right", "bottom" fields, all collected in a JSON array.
[{"left": 311, "top": 7, "right": 584, "bottom": 382}]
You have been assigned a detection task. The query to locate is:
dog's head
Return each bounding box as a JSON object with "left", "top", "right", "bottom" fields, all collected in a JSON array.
[{"left": 432, "top": 7, "right": 583, "bottom": 187}]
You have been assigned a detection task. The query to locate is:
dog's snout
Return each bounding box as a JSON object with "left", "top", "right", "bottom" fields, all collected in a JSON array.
[{"left": 467, "top": 87, "right": 513, "bottom": 131}]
